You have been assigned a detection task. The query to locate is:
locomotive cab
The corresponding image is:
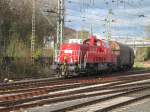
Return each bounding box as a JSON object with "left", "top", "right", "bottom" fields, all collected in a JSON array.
[{"left": 53, "top": 43, "right": 86, "bottom": 77}]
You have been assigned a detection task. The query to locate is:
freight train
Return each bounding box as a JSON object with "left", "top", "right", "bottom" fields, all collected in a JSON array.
[{"left": 52, "top": 35, "right": 135, "bottom": 78}]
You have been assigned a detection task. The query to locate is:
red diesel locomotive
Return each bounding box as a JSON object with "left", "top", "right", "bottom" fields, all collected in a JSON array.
[{"left": 53, "top": 35, "right": 134, "bottom": 77}]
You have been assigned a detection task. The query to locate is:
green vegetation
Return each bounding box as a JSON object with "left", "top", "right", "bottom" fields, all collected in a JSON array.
[
  {"left": 0, "top": 0, "right": 56, "bottom": 57},
  {"left": 0, "top": 0, "right": 56, "bottom": 80},
  {"left": 134, "top": 47, "right": 150, "bottom": 70},
  {"left": 135, "top": 47, "right": 150, "bottom": 61},
  {"left": 134, "top": 61, "right": 150, "bottom": 70},
  {"left": 134, "top": 61, "right": 145, "bottom": 70}
]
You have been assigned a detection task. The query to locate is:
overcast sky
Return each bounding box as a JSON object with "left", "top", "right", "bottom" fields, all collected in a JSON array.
[{"left": 64, "top": 0, "right": 150, "bottom": 38}]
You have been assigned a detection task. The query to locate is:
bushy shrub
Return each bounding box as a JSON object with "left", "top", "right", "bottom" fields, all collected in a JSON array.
[{"left": 135, "top": 47, "right": 150, "bottom": 61}]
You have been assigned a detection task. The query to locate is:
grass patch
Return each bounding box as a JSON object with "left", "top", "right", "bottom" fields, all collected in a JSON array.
[{"left": 134, "top": 61, "right": 150, "bottom": 70}]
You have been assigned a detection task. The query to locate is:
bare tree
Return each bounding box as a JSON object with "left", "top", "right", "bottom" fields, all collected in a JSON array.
[{"left": 0, "top": 0, "right": 57, "bottom": 56}]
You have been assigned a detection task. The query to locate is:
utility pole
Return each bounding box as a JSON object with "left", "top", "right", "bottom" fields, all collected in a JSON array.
[
  {"left": 31, "top": 0, "right": 36, "bottom": 63},
  {"left": 56, "top": 0, "right": 64, "bottom": 49},
  {"left": 0, "top": 20, "right": 2, "bottom": 56},
  {"left": 105, "top": 9, "right": 113, "bottom": 43},
  {"left": 90, "top": 24, "right": 93, "bottom": 35}
]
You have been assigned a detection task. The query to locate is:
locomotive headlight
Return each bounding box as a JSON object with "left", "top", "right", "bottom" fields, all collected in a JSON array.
[{"left": 64, "top": 50, "right": 72, "bottom": 54}]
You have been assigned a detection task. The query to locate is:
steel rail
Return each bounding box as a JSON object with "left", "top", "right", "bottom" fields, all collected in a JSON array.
[{"left": 0, "top": 79, "right": 150, "bottom": 111}]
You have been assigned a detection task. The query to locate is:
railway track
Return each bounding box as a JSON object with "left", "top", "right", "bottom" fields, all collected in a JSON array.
[
  {"left": 0, "top": 72, "right": 150, "bottom": 112},
  {"left": 66, "top": 87, "right": 150, "bottom": 112},
  {"left": 0, "top": 72, "right": 150, "bottom": 96},
  {"left": 1, "top": 72, "right": 150, "bottom": 96},
  {"left": 0, "top": 69, "right": 149, "bottom": 92},
  {"left": 0, "top": 77, "right": 64, "bottom": 91}
]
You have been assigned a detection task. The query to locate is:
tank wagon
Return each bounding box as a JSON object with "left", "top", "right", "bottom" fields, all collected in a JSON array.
[{"left": 52, "top": 36, "right": 134, "bottom": 77}]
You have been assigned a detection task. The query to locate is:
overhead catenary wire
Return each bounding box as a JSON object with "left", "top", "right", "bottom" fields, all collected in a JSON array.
[{"left": 65, "top": 0, "right": 146, "bottom": 38}]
